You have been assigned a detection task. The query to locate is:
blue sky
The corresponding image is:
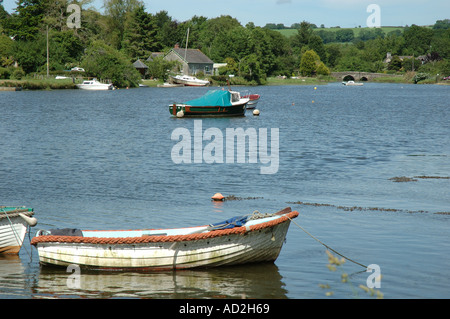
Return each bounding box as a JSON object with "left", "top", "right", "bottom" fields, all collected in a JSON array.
[{"left": 3, "top": 0, "right": 449, "bottom": 28}]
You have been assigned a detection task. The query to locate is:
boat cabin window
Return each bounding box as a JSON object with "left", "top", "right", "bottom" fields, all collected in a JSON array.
[{"left": 231, "top": 93, "right": 240, "bottom": 102}]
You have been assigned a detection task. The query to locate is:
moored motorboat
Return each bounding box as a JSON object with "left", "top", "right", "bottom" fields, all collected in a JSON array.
[
  {"left": 170, "top": 75, "right": 210, "bottom": 87},
  {"left": 342, "top": 80, "right": 364, "bottom": 86},
  {"left": 76, "top": 78, "right": 114, "bottom": 90},
  {"left": 242, "top": 94, "right": 260, "bottom": 109},
  {"left": 169, "top": 89, "right": 249, "bottom": 117},
  {"left": 31, "top": 207, "right": 298, "bottom": 271},
  {"left": 1, "top": 206, "right": 37, "bottom": 254}
]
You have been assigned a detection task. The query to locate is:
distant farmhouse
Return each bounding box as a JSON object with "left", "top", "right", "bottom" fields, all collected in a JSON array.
[
  {"left": 164, "top": 44, "right": 214, "bottom": 76},
  {"left": 133, "top": 45, "right": 224, "bottom": 78},
  {"left": 384, "top": 52, "right": 427, "bottom": 64}
]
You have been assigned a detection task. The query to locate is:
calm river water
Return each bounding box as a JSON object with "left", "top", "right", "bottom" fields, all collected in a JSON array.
[{"left": 0, "top": 82, "right": 449, "bottom": 299}]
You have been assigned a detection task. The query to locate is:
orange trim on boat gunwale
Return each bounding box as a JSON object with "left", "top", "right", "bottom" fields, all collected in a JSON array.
[{"left": 31, "top": 210, "right": 299, "bottom": 246}]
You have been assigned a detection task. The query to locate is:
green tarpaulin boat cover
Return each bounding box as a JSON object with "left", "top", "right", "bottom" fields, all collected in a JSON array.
[{"left": 185, "top": 90, "right": 232, "bottom": 107}]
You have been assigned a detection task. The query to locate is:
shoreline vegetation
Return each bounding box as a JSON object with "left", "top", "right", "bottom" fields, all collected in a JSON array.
[
  {"left": 1, "top": 1, "right": 449, "bottom": 91},
  {"left": 1, "top": 74, "right": 448, "bottom": 90}
]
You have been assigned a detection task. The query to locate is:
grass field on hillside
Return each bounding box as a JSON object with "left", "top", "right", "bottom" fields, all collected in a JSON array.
[{"left": 276, "top": 26, "right": 406, "bottom": 38}]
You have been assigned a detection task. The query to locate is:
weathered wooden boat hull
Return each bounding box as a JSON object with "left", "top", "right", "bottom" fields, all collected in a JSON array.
[
  {"left": 169, "top": 103, "right": 247, "bottom": 117},
  {"left": 0, "top": 218, "right": 28, "bottom": 254},
  {"left": 0, "top": 207, "right": 36, "bottom": 254},
  {"left": 31, "top": 209, "right": 298, "bottom": 271}
]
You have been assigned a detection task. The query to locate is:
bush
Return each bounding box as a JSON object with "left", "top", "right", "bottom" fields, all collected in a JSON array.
[
  {"left": 10, "top": 67, "right": 25, "bottom": 80},
  {"left": 0, "top": 67, "right": 11, "bottom": 79},
  {"left": 413, "top": 73, "right": 429, "bottom": 83},
  {"left": 81, "top": 40, "right": 141, "bottom": 88}
]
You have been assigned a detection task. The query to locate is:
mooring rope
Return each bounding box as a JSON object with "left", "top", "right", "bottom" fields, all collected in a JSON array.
[
  {"left": 287, "top": 216, "right": 367, "bottom": 269},
  {"left": 31, "top": 211, "right": 300, "bottom": 245}
]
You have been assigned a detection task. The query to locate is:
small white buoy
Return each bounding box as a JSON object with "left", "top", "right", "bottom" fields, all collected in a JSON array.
[
  {"left": 253, "top": 109, "right": 260, "bottom": 116},
  {"left": 176, "top": 110, "right": 184, "bottom": 118}
]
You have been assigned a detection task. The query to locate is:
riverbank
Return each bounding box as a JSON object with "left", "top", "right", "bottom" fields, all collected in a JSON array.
[
  {"left": 0, "top": 78, "right": 77, "bottom": 90},
  {"left": 2, "top": 75, "right": 448, "bottom": 91}
]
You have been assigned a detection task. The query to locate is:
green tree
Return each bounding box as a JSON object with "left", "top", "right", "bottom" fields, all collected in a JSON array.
[
  {"left": 291, "top": 21, "right": 313, "bottom": 52},
  {"left": 299, "top": 49, "right": 330, "bottom": 76},
  {"left": 103, "top": 0, "right": 142, "bottom": 49},
  {"left": 431, "top": 28, "right": 450, "bottom": 59},
  {"left": 403, "top": 25, "right": 433, "bottom": 55},
  {"left": 49, "top": 30, "right": 84, "bottom": 70},
  {"left": 308, "top": 34, "right": 326, "bottom": 62},
  {"left": 325, "top": 43, "right": 341, "bottom": 68},
  {"left": 402, "top": 57, "right": 421, "bottom": 72},
  {"left": 387, "top": 55, "right": 402, "bottom": 71},
  {"left": 199, "top": 15, "right": 242, "bottom": 57},
  {"left": 0, "top": 3, "right": 9, "bottom": 22},
  {"left": 0, "top": 34, "right": 15, "bottom": 68},
  {"left": 146, "top": 55, "right": 178, "bottom": 81},
  {"left": 121, "top": 4, "right": 158, "bottom": 59},
  {"left": 1, "top": 0, "right": 49, "bottom": 40},
  {"left": 432, "top": 19, "right": 450, "bottom": 30},
  {"left": 153, "top": 10, "right": 179, "bottom": 50},
  {"left": 336, "top": 29, "right": 354, "bottom": 42},
  {"left": 12, "top": 36, "right": 47, "bottom": 73},
  {"left": 219, "top": 57, "right": 238, "bottom": 75},
  {"left": 81, "top": 40, "right": 141, "bottom": 87},
  {"left": 334, "top": 45, "right": 371, "bottom": 71},
  {"left": 240, "top": 53, "right": 265, "bottom": 84},
  {"left": 315, "top": 29, "right": 336, "bottom": 43}
]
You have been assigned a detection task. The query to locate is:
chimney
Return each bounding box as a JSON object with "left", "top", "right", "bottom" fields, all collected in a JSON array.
[{"left": 174, "top": 43, "right": 179, "bottom": 49}]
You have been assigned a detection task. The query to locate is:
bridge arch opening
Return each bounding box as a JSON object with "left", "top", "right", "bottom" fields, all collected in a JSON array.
[
  {"left": 343, "top": 75, "right": 355, "bottom": 81},
  {"left": 360, "top": 76, "right": 368, "bottom": 81}
]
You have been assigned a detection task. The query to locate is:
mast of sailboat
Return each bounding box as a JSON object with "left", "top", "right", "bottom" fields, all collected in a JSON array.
[
  {"left": 184, "top": 27, "right": 189, "bottom": 61},
  {"left": 46, "top": 25, "right": 49, "bottom": 78}
]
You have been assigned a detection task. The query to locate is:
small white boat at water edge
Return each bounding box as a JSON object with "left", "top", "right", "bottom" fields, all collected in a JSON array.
[
  {"left": 31, "top": 207, "right": 298, "bottom": 271},
  {"left": 342, "top": 80, "right": 364, "bottom": 86},
  {"left": 76, "top": 78, "right": 114, "bottom": 90},
  {"left": 1, "top": 207, "right": 38, "bottom": 254}
]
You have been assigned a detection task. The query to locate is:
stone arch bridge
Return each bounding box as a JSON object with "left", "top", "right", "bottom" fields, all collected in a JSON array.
[{"left": 331, "top": 72, "right": 402, "bottom": 81}]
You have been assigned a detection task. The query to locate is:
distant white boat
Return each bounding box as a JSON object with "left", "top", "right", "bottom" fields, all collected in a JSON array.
[
  {"left": 76, "top": 78, "right": 113, "bottom": 90},
  {"left": 342, "top": 80, "right": 364, "bottom": 86},
  {"left": 157, "top": 83, "right": 184, "bottom": 88},
  {"left": 170, "top": 75, "right": 210, "bottom": 87}
]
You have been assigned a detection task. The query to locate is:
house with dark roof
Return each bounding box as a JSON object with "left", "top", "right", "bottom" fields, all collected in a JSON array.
[
  {"left": 164, "top": 44, "right": 214, "bottom": 76},
  {"left": 146, "top": 52, "right": 164, "bottom": 62},
  {"left": 132, "top": 59, "right": 148, "bottom": 77}
]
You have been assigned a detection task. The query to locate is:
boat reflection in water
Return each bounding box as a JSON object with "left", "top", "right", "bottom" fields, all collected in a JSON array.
[
  {"left": 0, "top": 255, "right": 29, "bottom": 296},
  {"left": 36, "top": 262, "right": 288, "bottom": 299}
]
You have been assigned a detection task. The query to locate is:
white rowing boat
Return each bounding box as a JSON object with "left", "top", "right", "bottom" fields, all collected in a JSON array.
[{"left": 31, "top": 207, "right": 298, "bottom": 271}]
